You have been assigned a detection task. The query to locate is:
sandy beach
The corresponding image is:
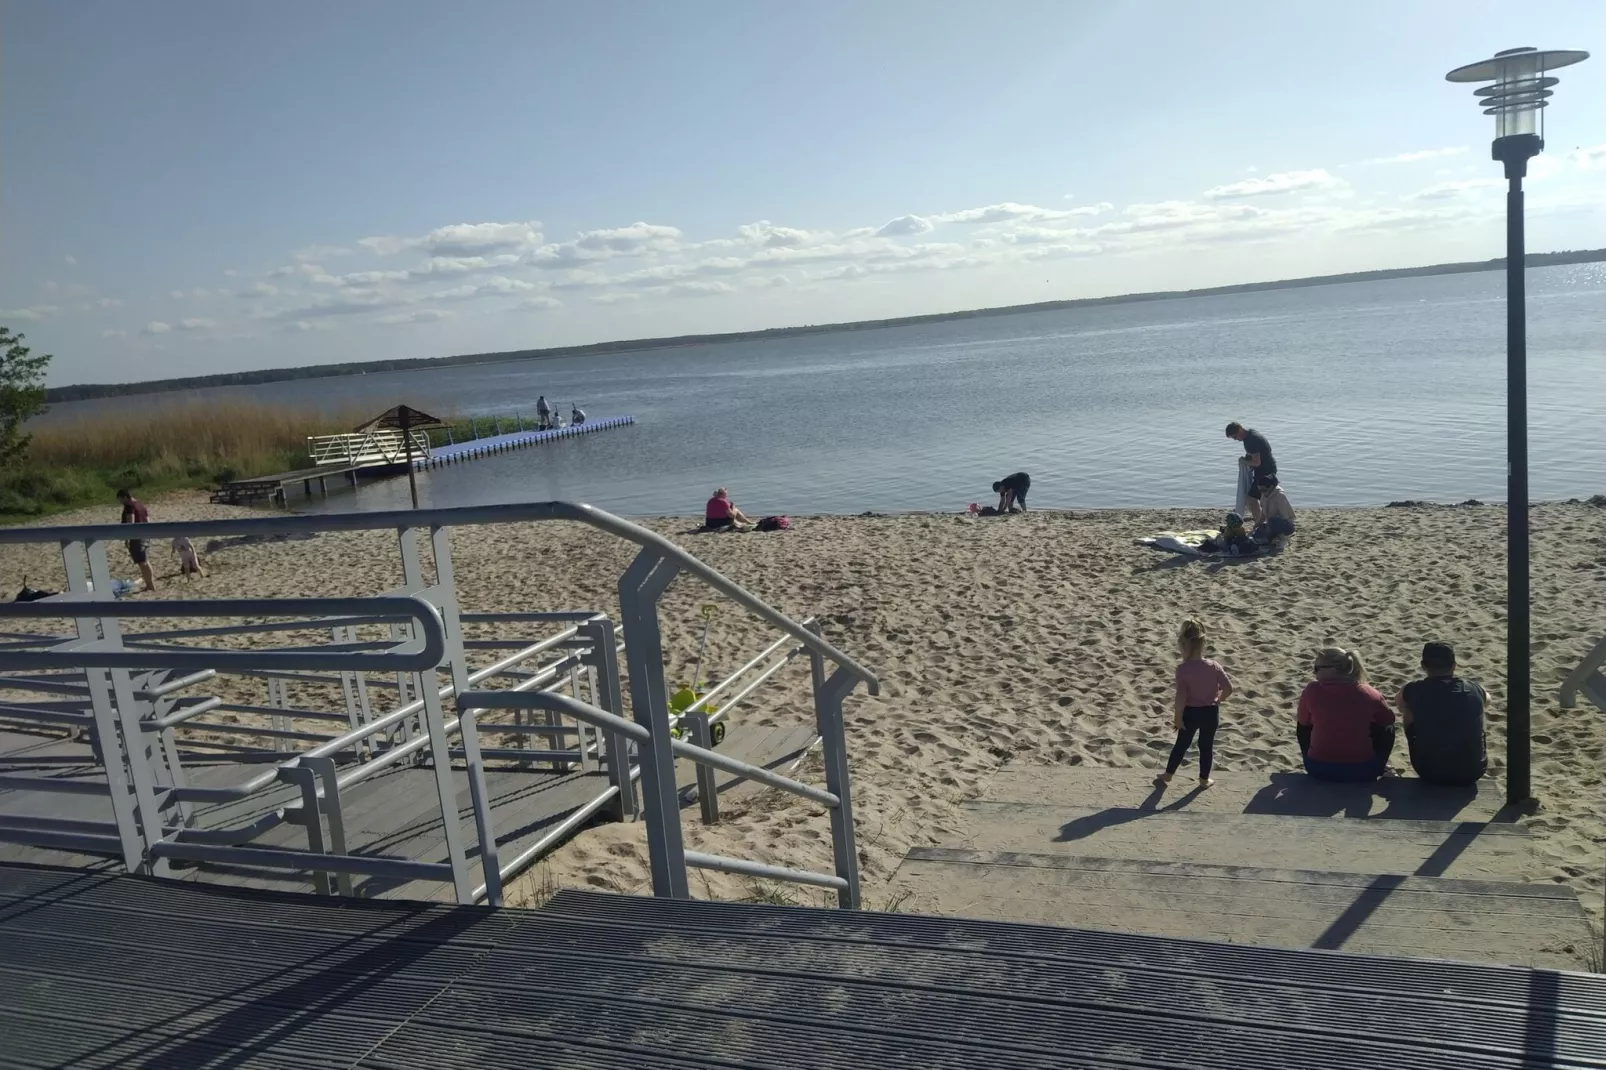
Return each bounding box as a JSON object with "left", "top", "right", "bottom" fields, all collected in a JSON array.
[{"left": 3, "top": 492, "right": 1603, "bottom": 925}]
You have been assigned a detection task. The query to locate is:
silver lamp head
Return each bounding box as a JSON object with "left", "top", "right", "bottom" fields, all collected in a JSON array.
[{"left": 1446, "top": 47, "right": 1588, "bottom": 141}]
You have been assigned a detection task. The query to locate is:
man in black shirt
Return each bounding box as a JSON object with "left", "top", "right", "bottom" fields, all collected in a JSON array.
[
  {"left": 1398, "top": 641, "right": 1487, "bottom": 786},
  {"left": 1226, "top": 422, "right": 1277, "bottom": 524},
  {"left": 992, "top": 472, "right": 1030, "bottom": 512}
]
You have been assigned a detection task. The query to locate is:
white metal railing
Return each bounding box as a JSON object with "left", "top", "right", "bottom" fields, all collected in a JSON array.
[
  {"left": 0, "top": 501, "right": 878, "bottom": 908},
  {"left": 306, "top": 429, "right": 432, "bottom": 467}
]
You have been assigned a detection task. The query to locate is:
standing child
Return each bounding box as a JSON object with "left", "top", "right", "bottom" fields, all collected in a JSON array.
[{"left": 1163, "top": 618, "right": 1233, "bottom": 788}]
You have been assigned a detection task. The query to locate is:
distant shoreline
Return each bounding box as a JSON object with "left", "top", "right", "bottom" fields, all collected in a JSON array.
[{"left": 46, "top": 247, "right": 1606, "bottom": 403}]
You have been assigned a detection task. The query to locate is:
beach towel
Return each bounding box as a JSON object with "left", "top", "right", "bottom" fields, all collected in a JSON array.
[{"left": 1136, "top": 530, "right": 1219, "bottom": 556}]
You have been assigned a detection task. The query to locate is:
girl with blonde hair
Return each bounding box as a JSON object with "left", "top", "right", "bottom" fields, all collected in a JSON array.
[
  {"left": 1297, "top": 646, "right": 1396, "bottom": 782},
  {"left": 1163, "top": 618, "right": 1233, "bottom": 788}
]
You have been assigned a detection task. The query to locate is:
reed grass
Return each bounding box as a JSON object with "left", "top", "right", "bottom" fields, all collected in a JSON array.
[{"left": 1, "top": 402, "right": 367, "bottom": 520}]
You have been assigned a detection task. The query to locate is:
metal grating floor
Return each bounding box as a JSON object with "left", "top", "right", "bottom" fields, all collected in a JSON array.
[{"left": 2, "top": 862, "right": 1603, "bottom": 1069}]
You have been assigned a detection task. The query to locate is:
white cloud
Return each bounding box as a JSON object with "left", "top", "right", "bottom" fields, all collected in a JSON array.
[
  {"left": 360, "top": 221, "right": 544, "bottom": 257},
  {"left": 63, "top": 254, "right": 77, "bottom": 266},
  {"left": 516, "top": 295, "right": 562, "bottom": 311},
  {"left": 377, "top": 308, "right": 453, "bottom": 325},
  {"left": 1204, "top": 169, "right": 1345, "bottom": 199},
  {"left": 591, "top": 292, "right": 642, "bottom": 304},
  {"left": 1571, "top": 142, "right": 1606, "bottom": 171},
  {"left": 877, "top": 214, "right": 935, "bottom": 237},
  {"left": 736, "top": 220, "right": 820, "bottom": 248},
  {"left": 933, "top": 201, "right": 1112, "bottom": 225},
  {"left": 177, "top": 318, "right": 216, "bottom": 331},
  {"left": 668, "top": 280, "right": 735, "bottom": 296},
  {"left": 142, "top": 321, "right": 172, "bottom": 335},
  {"left": 1358, "top": 146, "right": 1468, "bottom": 166},
  {"left": 1, "top": 306, "right": 59, "bottom": 322},
  {"left": 97, "top": 297, "right": 124, "bottom": 309},
  {"left": 1408, "top": 178, "right": 1502, "bottom": 201},
  {"left": 236, "top": 282, "right": 280, "bottom": 298},
  {"left": 477, "top": 275, "right": 540, "bottom": 295},
  {"left": 101, "top": 329, "right": 127, "bottom": 339},
  {"left": 222, "top": 268, "right": 239, "bottom": 277}
]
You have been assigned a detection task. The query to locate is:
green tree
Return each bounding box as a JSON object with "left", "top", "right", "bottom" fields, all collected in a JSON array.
[{"left": 0, "top": 326, "right": 51, "bottom": 465}]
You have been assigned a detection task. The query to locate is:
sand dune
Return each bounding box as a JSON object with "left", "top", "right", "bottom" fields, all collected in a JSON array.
[{"left": 3, "top": 493, "right": 1603, "bottom": 924}]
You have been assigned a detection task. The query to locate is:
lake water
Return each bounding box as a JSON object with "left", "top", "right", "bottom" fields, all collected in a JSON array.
[{"left": 49, "top": 264, "right": 1606, "bottom": 516}]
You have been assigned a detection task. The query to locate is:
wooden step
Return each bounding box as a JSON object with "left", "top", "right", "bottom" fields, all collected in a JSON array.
[
  {"left": 953, "top": 799, "right": 1534, "bottom": 881},
  {"left": 892, "top": 846, "right": 1595, "bottom": 971},
  {"left": 980, "top": 765, "right": 1513, "bottom": 822}
]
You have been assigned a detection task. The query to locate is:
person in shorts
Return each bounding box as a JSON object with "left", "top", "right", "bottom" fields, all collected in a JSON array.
[
  {"left": 117, "top": 488, "right": 156, "bottom": 591},
  {"left": 1225, "top": 422, "right": 1277, "bottom": 524},
  {"left": 992, "top": 472, "right": 1030, "bottom": 512}
]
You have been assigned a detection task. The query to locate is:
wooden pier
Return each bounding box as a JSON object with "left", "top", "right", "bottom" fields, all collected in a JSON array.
[{"left": 209, "top": 415, "right": 635, "bottom": 506}]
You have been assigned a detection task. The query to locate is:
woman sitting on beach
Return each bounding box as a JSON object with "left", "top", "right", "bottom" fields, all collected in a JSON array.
[
  {"left": 1297, "top": 647, "right": 1396, "bottom": 782},
  {"left": 704, "top": 488, "right": 751, "bottom": 531},
  {"left": 1163, "top": 618, "right": 1233, "bottom": 789}
]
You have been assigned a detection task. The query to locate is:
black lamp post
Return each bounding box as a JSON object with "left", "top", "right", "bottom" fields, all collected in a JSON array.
[{"left": 1445, "top": 46, "right": 1588, "bottom": 806}]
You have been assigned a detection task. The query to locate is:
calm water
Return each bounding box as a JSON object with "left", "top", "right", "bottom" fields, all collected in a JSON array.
[{"left": 49, "top": 264, "right": 1606, "bottom": 516}]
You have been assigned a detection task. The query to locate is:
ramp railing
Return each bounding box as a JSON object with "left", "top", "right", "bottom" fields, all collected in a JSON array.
[{"left": 0, "top": 502, "right": 878, "bottom": 907}]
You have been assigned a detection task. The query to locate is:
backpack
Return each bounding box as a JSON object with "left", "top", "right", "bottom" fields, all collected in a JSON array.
[{"left": 756, "top": 515, "right": 790, "bottom": 532}]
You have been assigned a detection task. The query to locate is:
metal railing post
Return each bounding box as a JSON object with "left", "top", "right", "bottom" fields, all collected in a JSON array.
[
  {"left": 581, "top": 617, "right": 635, "bottom": 820},
  {"left": 302, "top": 755, "right": 353, "bottom": 896},
  {"left": 688, "top": 710, "right": 719, "bottom": 825},
  {"left": 86, "top": 539, "right": 171, "bottom": 877},
  {"left": 430, "top": 524, "right": 503, "bottom": 906},
  {"left": 618, "top": 549, "right": 688, "bottom": 898},
  {"left": 813, "top": 659, "right": 862, "bottom": 909},
  {"left": 284, "top": 763, "right": 333, "bottom": 896}
]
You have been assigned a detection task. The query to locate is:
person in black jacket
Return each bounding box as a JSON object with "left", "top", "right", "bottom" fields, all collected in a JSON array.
[{"left": 992, "top": 472, "right": 1030, "bottom": 512}]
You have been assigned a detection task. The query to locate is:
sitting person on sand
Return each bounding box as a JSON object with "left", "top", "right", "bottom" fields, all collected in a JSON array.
[
  {"left": 704, "top": 488, "right": 751, "bottom": 531},
  {"left": 1297, "top": 647, "right": 1396, "bottom": 782},
  {"left": 1201, "top": 512, "right": 1257, "bottom": 556},
  {"left": 1252, "top": 477, "right": 1295, "bottom": 544},
  {"left": 1398, "top": 641, "right": 1487, "bottom": 786},
  {"left": 992, "top": 471, "right": 1030, "bottom": 513},
  {"left": 1163, "top": 618, "right": 1233, "bottom": 789}
]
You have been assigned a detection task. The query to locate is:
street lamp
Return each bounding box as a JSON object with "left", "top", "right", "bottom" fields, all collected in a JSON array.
[{"left": 1445, "top": 46, "right": 1588, "bottom": 806}]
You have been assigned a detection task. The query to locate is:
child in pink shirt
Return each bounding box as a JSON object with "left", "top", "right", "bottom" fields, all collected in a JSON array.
[{"left": 1164, "top": 618, "right": 1234, "bottom": 788}]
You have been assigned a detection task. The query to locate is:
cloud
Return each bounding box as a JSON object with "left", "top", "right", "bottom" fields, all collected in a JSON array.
[
  {"left": 63, "top": 254, "right": 77, "bottom": 266},
  {"left": 933, "top": 201, "right": 1113, "bottom": 225},
  {"left": 1571, "top": 142, "right": 1606, "bottom": 171},
  {"left": 591, "top": 292, "right": 642, "bottom": 304},
  {"left": 1204, "top": 169, "right": 1345, "bottom": 199},
  {"left": 1358, "top": 146, "right": 1468, "bottom": 166},
  {"left": 101, "top": 329, "right": 127, "bottom": 339},
  {"left": 142, "top": 321, "right": 172, "bottom": 335},
  {"left": 516, "top": 296, "right": 562, "bottom": 311},
  {"left": 177, "top": 318, "right": 216, "bottom": 331},
  {"left": 736, "top": 220, "right": 820, "bottom": 248},
  {"left": 668, "top": 280, "right": 735, "bottom": 296},
  {"left": 237, "top": 282, "right": 280, "bottom": 298},
  {"left": 377, "top": 308, "right": 453, "bottom": 325},
  {"left": 1408, "top": 178, "right": 1502, "bottom": 201},
  {"left": 96, "top": 297, "right": 124, "bottom": 309},
  {"left": 360, "top": 221, "right": 544, "bottom": 257},
  {"left": 876, "top": 214, "right": 935, "bottom": 237},
  {"left": 1, "top": 306, "right": 59, "bottom": 322}
]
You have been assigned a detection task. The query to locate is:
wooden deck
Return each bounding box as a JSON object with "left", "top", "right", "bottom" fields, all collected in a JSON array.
[
  {"left": 0, "top": 710, "right": 818, "bottom": 903},
  {"left": 892, "top": 766, "right": 1599, "bottom": 971},
  {"left": 4, "top": 863, "right": 1604, "bottom": 1069}
]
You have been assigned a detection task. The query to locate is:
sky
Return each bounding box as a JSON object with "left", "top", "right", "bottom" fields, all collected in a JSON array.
[{"left": 3, "top": 1, "right": 1603, "bottom": 388}]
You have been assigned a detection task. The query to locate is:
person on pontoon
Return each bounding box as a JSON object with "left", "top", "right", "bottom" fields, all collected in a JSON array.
[
  {"left": 704, "top": 488, "right": 751, "bottom": 531},
  {"left": 536, "top": 395, "right": 553, "bottom": 430},
  {"left": 570, "top": 403, "right": 586, "bottom": 425}
]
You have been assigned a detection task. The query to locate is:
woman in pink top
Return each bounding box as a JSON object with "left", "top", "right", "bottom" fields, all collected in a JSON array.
[
  {"left": 704, "top": 488, "right": 751, "bottom": 531},
  {"left": 1297, "top": 647, "right": 1396, "bottom": 782},
  {"left": 1164, "top": 618, "right": 1233, "bottom": 788}
]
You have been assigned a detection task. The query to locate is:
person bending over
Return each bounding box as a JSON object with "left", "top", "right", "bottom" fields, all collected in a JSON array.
[
  {"left": 704, "top": 488, "right": 751, "bottom": 531},
  {"left": 1398, "top": 641, "right": 1487, "bottom": 786},
  {"left": 117, "top": 488, "right": 156, "bottom": 592},
  {"left": 1225, "top": 422, "right": 1277, "bottom": 524},
  {"left": 1252, "top": 476, "right": 1296, "bottom": 544},
  {"left": 993, "top": 471, "right": 1030, "bottom": 513},
  {"left": 1297, "top": 646, "right": 1395, "bottom": 782}
]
